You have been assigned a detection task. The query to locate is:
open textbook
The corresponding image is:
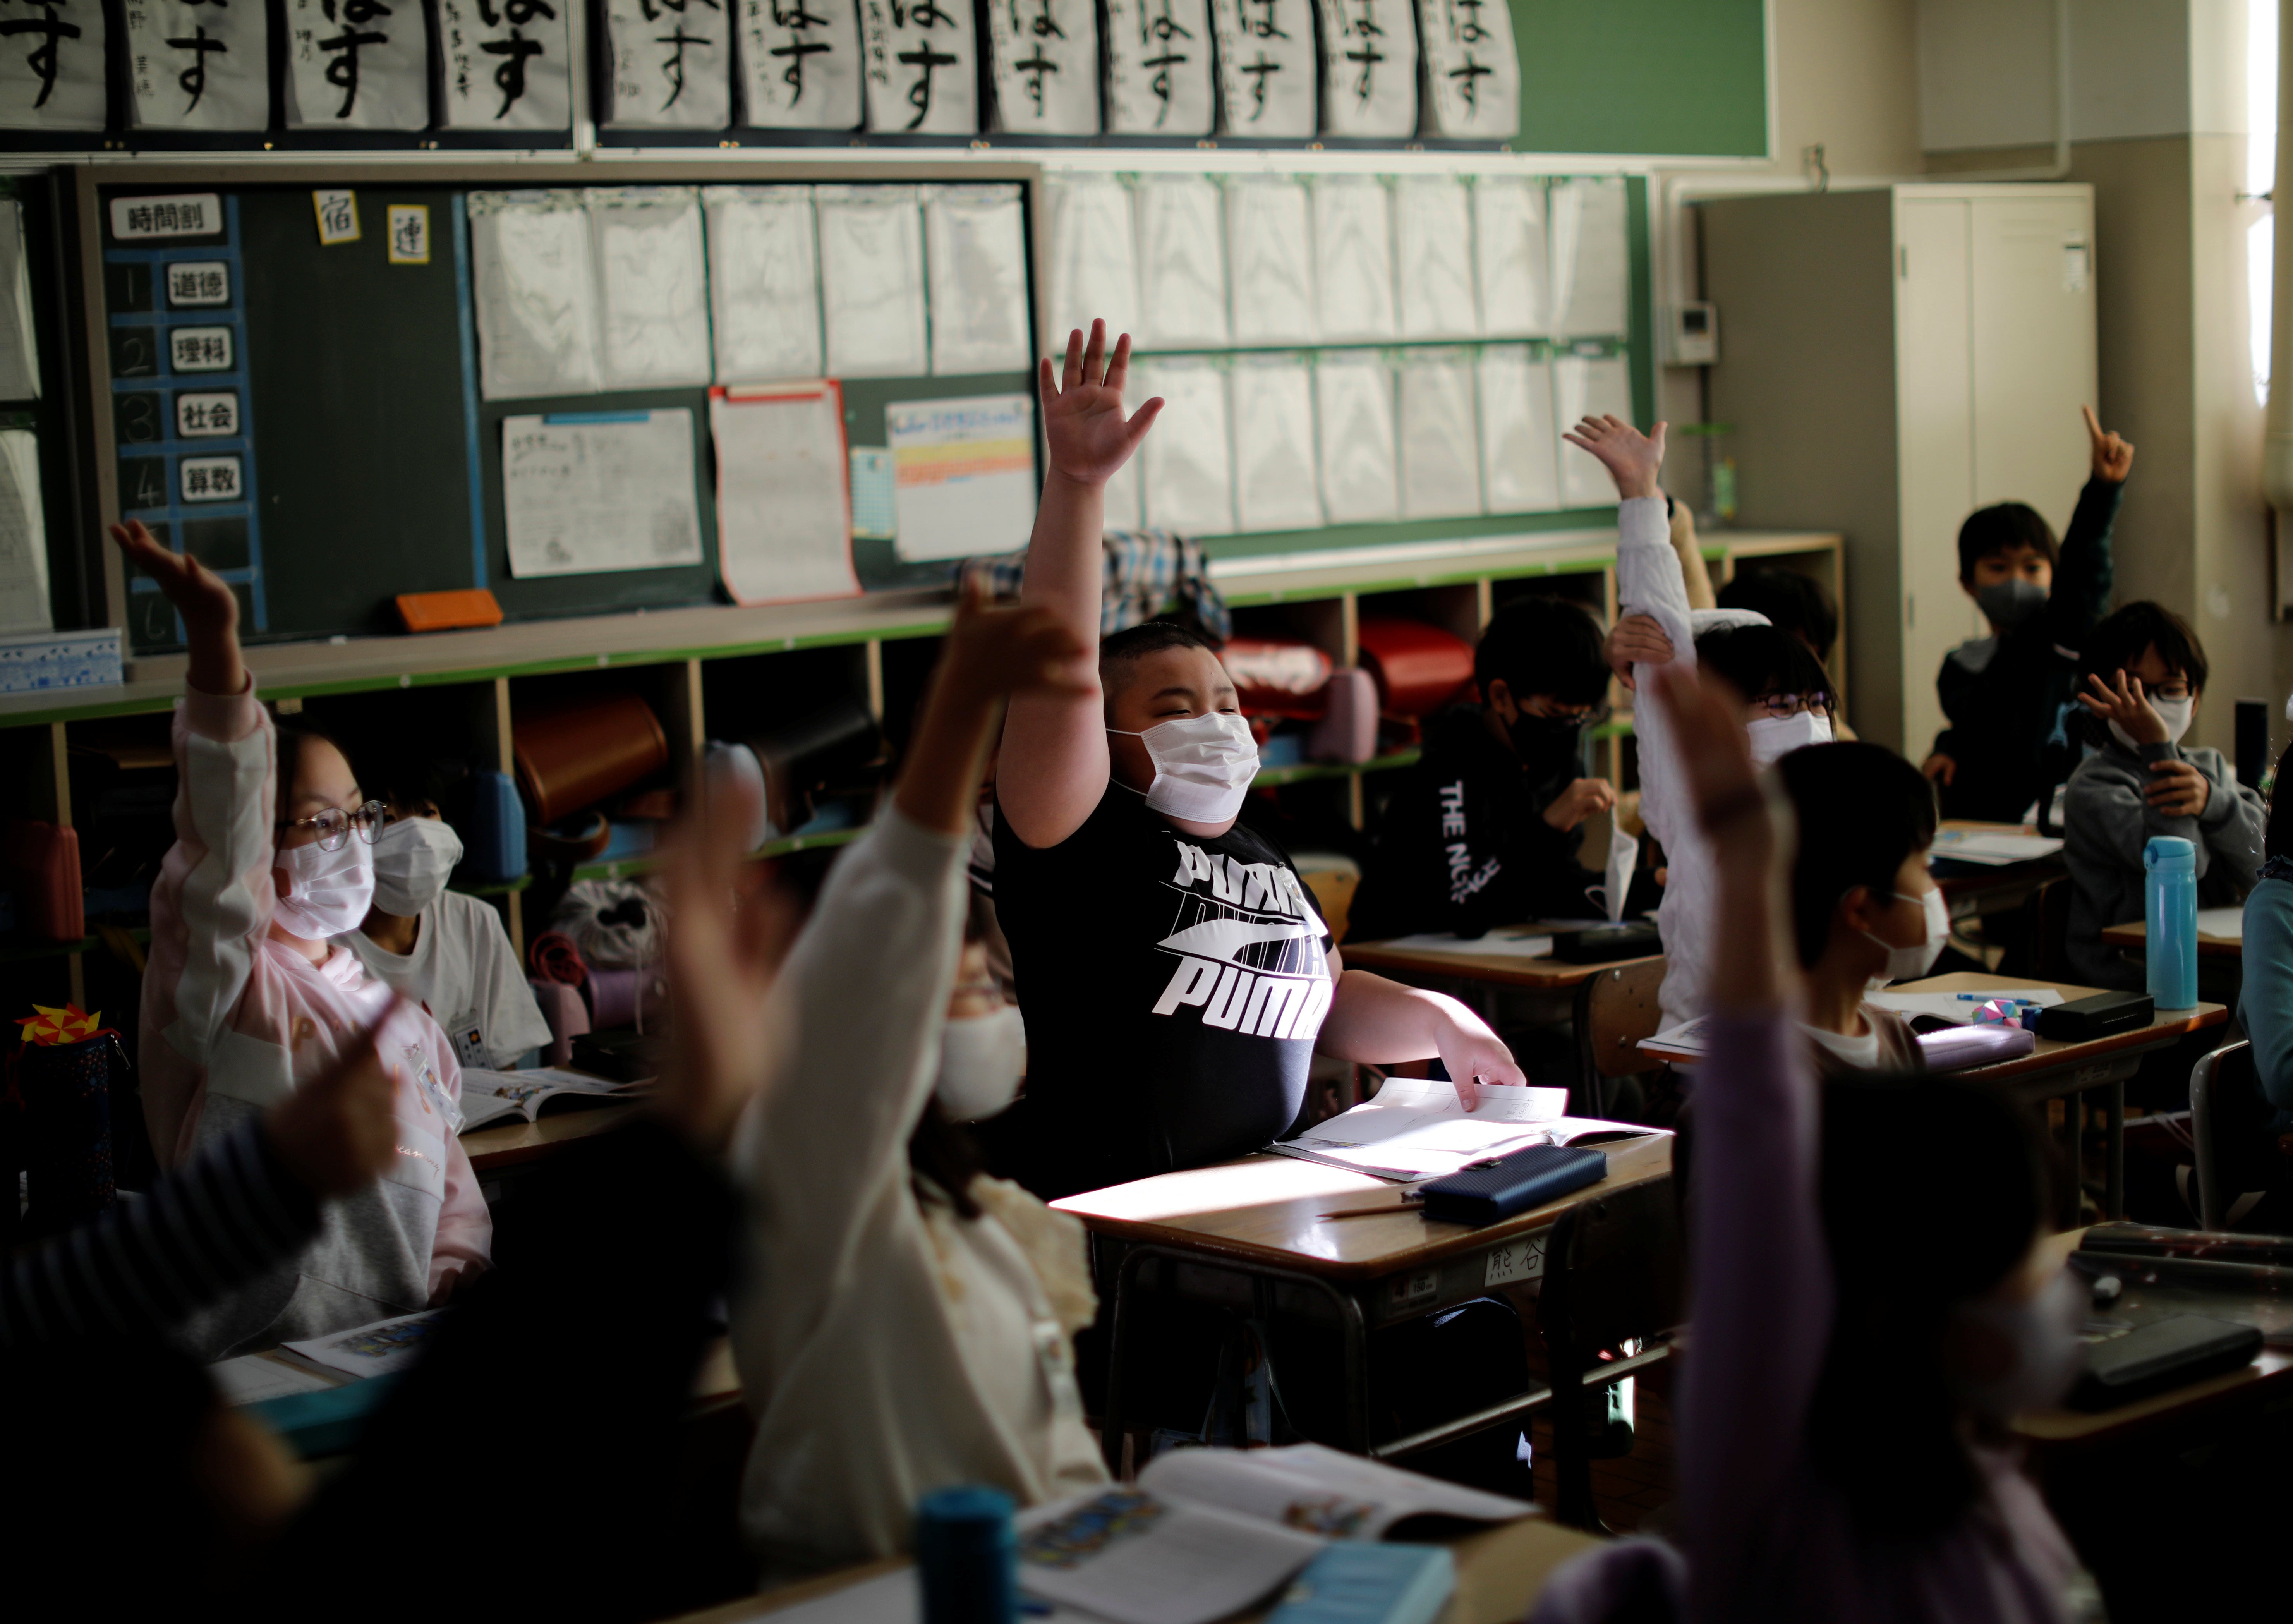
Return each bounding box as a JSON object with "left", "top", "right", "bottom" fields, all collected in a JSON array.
[
  {"left": 458, "top": 1066, "right": 652, "bottom": 1131},
  {"left": 1268, "top": 1075, "right": 1654, "bottom": 1182}
]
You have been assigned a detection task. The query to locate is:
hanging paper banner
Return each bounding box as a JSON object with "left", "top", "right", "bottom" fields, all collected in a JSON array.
[
  {"left": 860, "top": 0, "right": 977, "bottom": 134},
  {"left": 282, "top": 0, "right": 433, "bottom": 129},
  {"left": 986, "top": 0, "right": 1097, "bottom": 134},
  {"left": 604, "top": 0, "right": 733, "bottom": 127},
  {"left": 436, "top": 0, "right": 573, "bottom": 131},
  {"left": 1414, "top": 0, "right": 1514, "bottom": 139},
  {"left": 1104, "top": 0, "right": 1211, "bottom": 136},
  {"left": 0, "top": 0, "right": 107, "bottom": 130},
  {"left": 1208, "top": 0, "right": 1313, "bottom": 138},
  {"left": 125, "top": 0, "right": 270, "bottom": 130},
  {"left": 1315, "top": 0, "right": 1414, "bottom": 138},
  {"left": 736, "top": 0, "right": 862, "bottom": 128}
]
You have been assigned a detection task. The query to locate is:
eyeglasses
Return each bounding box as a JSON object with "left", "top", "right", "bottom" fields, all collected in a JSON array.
[
  {"left": 277, "top": 800, "right": 387, "bottom": 851},
  {"left": 1523, "top": 704, "right": 1611, "bottom": 731},
  {"left": 1751, "top": 693, "right": 1826, "bottom": 720}
]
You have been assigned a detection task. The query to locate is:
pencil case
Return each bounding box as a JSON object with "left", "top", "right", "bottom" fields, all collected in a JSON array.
[
  {"left": 1552, "top": 922, "right": 1661, "bottom": 963},
  {"left": 2035, "top": 991, "right": 2154, "bottom": 1041},
  {"left": 1417, "top": 1145, "right": 1608, "bottom": 1227},
  {"left": 1916, "top": 1023, "right": 2034, "bottom": 1070},
  {"left": 2067, "top": 1315, "right": 2260, "bottom": 1411}
]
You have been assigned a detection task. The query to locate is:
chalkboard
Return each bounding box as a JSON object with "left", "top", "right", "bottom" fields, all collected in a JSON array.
[{"left": 1509, "top": 0, "right": 1769, "bottom": 159}]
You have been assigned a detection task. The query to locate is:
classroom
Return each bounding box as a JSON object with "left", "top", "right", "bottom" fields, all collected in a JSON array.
[{"left": 4, "top": 1, "right": 2293, "bottom": 1619}]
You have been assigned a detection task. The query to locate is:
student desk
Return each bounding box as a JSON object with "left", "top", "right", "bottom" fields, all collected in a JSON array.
[
  {"left": 2098, "top": 918, "right": 2245, "bottom": 959},
  {"left": 1339, "top": 937, "right": 1658, "bottom": 993},
  {"left": 1893, "top": 972, "right": 2229, "bottom": 1219},
  {"left": 1929, "top": 819, "right": 2069, "bottom": 921},
  {"left": 1052, "top": 1134, "right": 1675, "bottom": 1473},
  {"left": 461, "top": 1101, "right": 639, "bottom": 1174}
]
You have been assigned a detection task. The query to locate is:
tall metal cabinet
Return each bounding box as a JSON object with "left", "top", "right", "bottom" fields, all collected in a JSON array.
[{"left": 1698, "top": 184, "right": 2098, "bottom": 757}]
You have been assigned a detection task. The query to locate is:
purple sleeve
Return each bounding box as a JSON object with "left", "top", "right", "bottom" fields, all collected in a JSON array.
[{"left": 1681, "top": 1010, "right": 1832, "bottom": 1619}]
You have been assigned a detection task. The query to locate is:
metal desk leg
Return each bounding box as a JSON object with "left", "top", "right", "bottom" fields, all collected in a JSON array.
[
  {"left": 1099, "top": 1246, "right": 1152, "bottom": 1476},
  {"left": 2106, "top": 1076, "right": 2126, "bottom": 1221}
]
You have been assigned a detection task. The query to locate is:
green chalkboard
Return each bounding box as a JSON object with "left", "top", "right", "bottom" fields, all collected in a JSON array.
[{"left": 1509, "top": 0, "right": 1769, "bottom": 159}]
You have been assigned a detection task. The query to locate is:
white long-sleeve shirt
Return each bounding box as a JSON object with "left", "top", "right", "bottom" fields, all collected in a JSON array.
[{"left": 731, "top": 809, "right": 1105, "bottom": 1579}]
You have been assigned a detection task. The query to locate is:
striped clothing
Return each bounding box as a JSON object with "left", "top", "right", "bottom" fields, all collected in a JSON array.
[{"left": 1, "top": 1121, "right": 319, "bottom": 1348}]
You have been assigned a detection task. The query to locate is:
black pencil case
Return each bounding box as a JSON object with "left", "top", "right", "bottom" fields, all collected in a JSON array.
[
  {"left": 2034, "top": 991, "right": 2154, "bottom": 1041},
  {"left": 1417, "top": 1145, "right": 1608, "bottom": 1227},
  {"left": 1552, "top": 922, "right": 1661, "bottom": 963},
  {"left": 2067, "top": 1315, "right": 2261, "bottom": 1411}
]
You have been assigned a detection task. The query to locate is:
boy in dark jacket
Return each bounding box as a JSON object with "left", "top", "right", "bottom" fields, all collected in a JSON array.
[{"left": 1922, "top": 406, "right": 2134, "bottom": 824}]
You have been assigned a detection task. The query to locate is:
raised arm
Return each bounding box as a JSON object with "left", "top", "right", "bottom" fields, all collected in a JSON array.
[
  {"left": 997, "top": 321, "right": 1164, "bottom": 850},
  {"left": 2044, "top": 406, "right": 2131, "bottom": 644}
]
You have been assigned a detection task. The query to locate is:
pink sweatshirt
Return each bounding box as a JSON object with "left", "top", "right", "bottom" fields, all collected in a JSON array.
[{"left": 141, "top": 681, "right": 489, "bottom": 1348}]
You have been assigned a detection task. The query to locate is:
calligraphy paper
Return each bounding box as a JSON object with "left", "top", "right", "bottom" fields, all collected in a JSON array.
[
  {"left": 502, "top": 410, "right": 703, "bottom": 579},
  {"left": 1231, "top": 356, "right": 1322, "bottom": 532},
  {"left": 860, "top": 0, "right": 977, "bottom": 134},
  {"left": 1047, "top": 174, "right": 1139, "bottom": 344},
  {"left": 1474, "top": 174, "right": 1547, "bottom": 336},
  {"left": 1313, "top": 352, "right": 1397, "bottom": 524},
  {"left": 1553, "top": 350, "right": 1632, "bottom": 507},
  {"left": 1104, "top": 0, "right": 1212, "bottom": 135},
  {"left": 737, "top": 0, "right": 862, "bottom": 127},
  {"left": 923, "top": 184, "right": 1032, "bottom": 375},
  {"left": 1210, "top": 0, "right": 1314, "bottom": 137},
  {"left": 437, "top": 0, "right": 573, "bottom": 132},
  {"left": 712, "top": 385, "right": 860, "bottom": 603},
  {"left": 1550, "top": 176, "right": 1629, "bottom": 338},
  {"left": 1132, "top": 358, "right": 1232, "bottom": 534},
  {"left": 987, "top": 0, "right": 1097, "bottom": 134},
  {"left": 470, "top": 191, "right": 601, "bottom": 400},
  {"left": 0, "top": 0, "right": 106, "bottom": 129},
  {"left": 1415, "top": 0, "right": 1514, "bottom": 139},
  {"left": 1136, "top": 173, "right": 1228, "bottom": 349},
  {"left": 1476, "top": 345, "right": 1558, "bottom": 513},
  {"left": 886, "top": 393, "right": 1034, "bottom": 561},
  {"left": 706, "top": 185, "right": 822, "bottom": 383},
  {"left": 817, "top": 185, "right": 928, "bottom": 378},
  {"left": 591, "top": 188, "right": 712, "bottom": 389},
  {"left": 1225, "top": 175, "right": 1316, "bottom": 346},
  {"left": 604, "top": 0, "right": 733, "bottom": 127},
  {"left": 1397, "top": 349, "right": 1480, "bottom": 519},
  {"left": 1394, "top": 175, "right": 1476, "bottom": 339},
  {"left": 1311, "top": 175, "right": 1396, "bottom": 342},
  {"left": 125, "top": 0, "right": 269, "bottom": 130},
  {"left": 0, "top": 429, "right": 49, "bottom": 634},
  {"left": 283, "top": 0, "right": 432, "bottom": 129},
  {"left": 1315, "top": 0, "right": 1414, "bottom": 139}
]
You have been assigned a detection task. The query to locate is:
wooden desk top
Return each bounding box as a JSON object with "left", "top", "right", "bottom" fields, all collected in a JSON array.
[
  {"left": 2097, "top": 919, "right": 2244, "bottom": 959},
  {"left": 1891, "top": 973, "right": 2226, "bottom": 1090},
  {"left": 1929, "top": 821, "right": 2068, "bottom": 907},
  {"left": 1338, "top": 937, "right": 1656, "bottom": 991},
  {"left": 1053, "top": 1133, "right": 1673, "bottom": 1282},
  {"left": 460, "top": 1101, "right": 639, "bottom": 1173}
]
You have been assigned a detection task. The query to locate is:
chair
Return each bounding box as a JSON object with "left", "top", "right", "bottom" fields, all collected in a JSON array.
[
  {"left": 2190, "top": 1040, "right": 2276, "bottom": 1230},
  {"left": 1538, "top": 1176, "right": 1686, "bottom": 1531},
  {"left": 1570, "top": 956, "right": 1668, "bottom": 1119},
  {"left": 2005, "top": 874, "right": 2074, "bottom": 981}
]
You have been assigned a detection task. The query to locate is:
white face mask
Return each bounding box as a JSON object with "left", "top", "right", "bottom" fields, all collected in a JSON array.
[
  {"left": 369, "top": 817, "right": 463, "bottom": 917},
  {"left": 1862, "top": 886, "right": 1950, "bottom": 986},
  {"left": 1745, "top": 709, "right": 1832, "bottom": 766},
  {"left": 934, "top": 1004, "right": 1027, "bottom": 1122},
  {"left": 1108, "top": 711, "right": 1260, "bottom": 823},
  {"left": 2109, "top": 694, "right": 2194, "bottom": 752},
  {"left": 1948, "top": 1267, "right": 2086, "bottom": 1420},
  {"left": 274, "top": 832, "right": 376, "bottom": 941}
]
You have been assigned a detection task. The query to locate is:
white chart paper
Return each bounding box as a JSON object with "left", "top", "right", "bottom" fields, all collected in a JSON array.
[
  {"left": 712, "top": 385, "right": 860, "bottom": 603},
  {"left": 1225, "top": 176, "right": 1316, "bottom": 346},
  {"left": 1315, "top": 0, "right": 1414, "bottom": 138},
  {"left": 1553, "top": 352, "right": 1633, "bottom": 507},
  {"left": 706, "top": 186, "right": 823, "bottom": 383},
  {"left": 502, "top": 411, "right": 703, "bottom": 578},
  {"left": 438, "top": 0, "right": 574, "bottom": 131},
  {"left": 0, "top": 429, "right": 50, "bottom": 634},
  {"left": 1314, "top": 352, "right": 1397, "bottom": 523},
  {"left": 862, "top": 0, "right": 978, "bottom": 134},
  {"left": 1047, "top": 175, "right": 1140, "bottom": 345},
  {"left": 738, "top": 0, "right": 863, "bottom": 127},
  {"left": 1397, "top": 350, "right": 1481, "bottom": 519},
  {"left": 1395, "top": 175, "right": 1476, "bottom": 339},
  {"left": 470, "top": 192, "right": 601, "bottom": 400},
  {"left": 1132, "top": 359, "right": 1233, "bottom": 534},
  {"left": 817, "top": 185, "right": 929, "bottom": 378},
  {"left": 592, "top": 188, "right": 712, "bottom": 389},
  {"left": 0, "top": 0, "right": 106, "bottom": 129},
  {"left": 1210, "top": 0, "right": 1315, "bottom": 137},
  {"left": 1105, "top": 0, "right": 1214, "bottom": 134},
  {"left": 987, "top": 0, "right": 1098, "bottom": 133},
  {"left": 1311, "top": 176, "right": 1397, "bottom": 342},
  {"left": 1416, "top": 0, "right": 1516, "bottom": 138},
  {"left": 923, "top": 184, "right": 1032, "bottom": 375},
  {"left": 1550, "top": 176, "right": 1629, "bottom": 338},
  {"left": 1230, "top": 357, "right": 1322, "bottom": 533},
  {"left": 1103, "top": 456, "right": 1144, "bottom": 530},
  {"left": 0, "top": 202, "right": 38, "bottom": 400},
  {"left": 1474, "top": 175, "right": 1548, "bottom": 337},
  {"left": 604, "top": 0, "right": 733, "bottom": 127},
  {"left": 283, "top": 0, "right": 432, "bottom": 129},
  {"left": 125, "top": 0, "right": 268, "bottom": 130},
  {"left": 1136, "top": 175, "right": 1229, "bottom": 349},
  {"left": 886, "top": 393, "right": 1036, "bottom": 561},
  {"left": 1476, "top": 346, "right": 1558, "bottom": 514}
]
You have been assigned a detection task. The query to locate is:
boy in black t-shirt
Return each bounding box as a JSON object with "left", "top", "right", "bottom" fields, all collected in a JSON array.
[
  {"left": 1350, "top": 596, "right": 1656, "bottom": 939},
  {"left": 984, "top": 321, "right": 1529, "bottom": 1201}
]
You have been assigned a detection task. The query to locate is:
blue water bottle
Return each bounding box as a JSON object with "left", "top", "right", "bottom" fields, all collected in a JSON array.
[
  {"left": 2144, "top": 836, "right": 2199, "bottom": 1009},
  {"left": 917, "top": 1485, "right": 1018, "bottom": 1624}
]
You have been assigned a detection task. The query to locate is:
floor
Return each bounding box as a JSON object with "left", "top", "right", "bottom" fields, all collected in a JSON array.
[{"left": 1525, "top": 1369, "right": 1677, "bottom": 1535}]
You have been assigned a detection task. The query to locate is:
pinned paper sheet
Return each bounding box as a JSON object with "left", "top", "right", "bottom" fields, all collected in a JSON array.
[
  {"left": 1550, "top": 177, "right": 1630, "bottom": 338},
  {"left": 1478, "top": 347, "right": 1559, "bottom": 514},
  {"left": 124, "top": 0, "right": 269, "bottom": 130},
  {"left": 1230, "top": 356, "right": 1322, "bottom": 533},
  {"left": 1395, "top": 177, "right": 1477, "bottom": 340},
  {"left": 1418, "top": 0, "right": 1518, "bottom": 139},
  {"left": 923, "top": 185, "right": 1033, "bottom": 375},
  {"left": 712, "top": 385, "right": 861, "bottom": 603},
  {"left": 501, "top": 410, "right": 703, "bottom": 579},
  {"left": 1137, "top": 175, "right": 1230, "bottom": 348},
  {"left": 1315, "top": 0, "right": 1415, "bottom": 138},
  {"left": 818, "top": 187, "right": 929, "bottom": 378},
  {"left": 862, "top": 0, "right": 978, "bottom": 134},
  {"left": 1554, "top": 352, "right": 1633, "bottom": 508},
  {"left": 737, "top": 0, "right": 862, "bottom": 128},
  {"left": 1048, "top": 175, "right": 1141, "bottom": 344},
  {"left": 1474, "top": 176, "right": 1549, "bottom": 337},
  {"left": 1311, "top": 176, "right": 1397, "bottom": 342},
  {"left": 1396, "top": 350, "right": 1481, "bottom": 520},
  {"left": 1132, "top": 359, "right": 1233, "bottom": 533},
  {"left": 887, "top": 394, "right": 1037, "bottom": 563},
  {"left": 1211, "top": 0, "right": 1316, "bottom": 137},
  {"left": 1315, "top": 353, "right": 1398, "bottom": 523},
  {"left": 438, "top": 0, "right": 574, "bottom": 131},
  {"left": 1225, "top": 176, "right": 1317, "bottom": 346},
  {"left": 470, "top": 191, "right": 601, "bottom": 400},
  {"left": 283, "top": 0, "right": 431, "bottom": 129},
  {"left": 706, "top": 186, "right": 822, "bottom": 383},
  {"left": 1106, "top": 0, "right": 1215, "bottom": 135},
  {"left": 603, "top": 0, "right": 733, "bottom": 127},
  {"left": 592, "top": 188, "right": 712, "bottom": 389},
  {"left": 0, "top": 0, "right": 105, "bottom": 129},
  {"left": 0, "top": 429, "right": 51, "bottom": 634},
  {"left": 987, "top": 0, "right": 1100, "bottom": 134},
  {"left": 0, "top": 201, "right": 38, "bottom": 400}
]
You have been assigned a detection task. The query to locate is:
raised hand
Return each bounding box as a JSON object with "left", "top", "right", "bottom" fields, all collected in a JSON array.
[
  {"left": 2083, "top": 405, "right": 2134, "bottom": 484},
  {"left": 111, "top": 519, "right": 243, "bottom": 695},
  {"left": 265, "top": 1007, "right": 404, "bottom": 1198},
  {"left": 1562, "top": 415, "right": 1667, "bottom": 501},
  {"left": 1604, "top": 611, "right": 1676, "bottom": 691},
  {"left": 2076, "top": 669, "right": 2167, "bottom": 748},
  {"left": 1038, "top": 319, "right": 1164, "bottom": 488},
  {"left": 1920, "top": 752, "right": 1958, "bottom": 787},
  {"left": 937, "top": 574, "right": 1093, "bottom": 707}
]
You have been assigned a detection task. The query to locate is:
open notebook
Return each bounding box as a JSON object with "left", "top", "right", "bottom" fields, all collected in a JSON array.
[
  {"left": 458, "top": 1066, "right": 652, "bottom": 1131},
  {"left": 1269, "top": 1075, "right": 1656, "bottom": 1182}
]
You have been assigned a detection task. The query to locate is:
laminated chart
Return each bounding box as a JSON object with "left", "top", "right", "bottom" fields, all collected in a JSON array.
[
  {"left": 500, "top": 410, "right": 703, "bottom": 579},
  {"left": 886, "top": 393, "right": 1036, "bottom": 562},
  {"left": 712, "top": 385, "right": 861, "bottom": 603}
]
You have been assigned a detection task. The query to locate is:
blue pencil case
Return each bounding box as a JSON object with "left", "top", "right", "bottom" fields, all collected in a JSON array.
[{"left": 1417, "top": 1145, "right": 1608, "bottom": 1226}]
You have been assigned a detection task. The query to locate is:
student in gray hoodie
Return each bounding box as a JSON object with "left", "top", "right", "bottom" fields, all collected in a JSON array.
[{"left": 2063, "top": 601, "right": 2265, "bottom": 989}]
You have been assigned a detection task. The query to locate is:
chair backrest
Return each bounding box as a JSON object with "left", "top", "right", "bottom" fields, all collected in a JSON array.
[
  {"left": 1572, "top": 956, "right": 1670, "bottom": 1083},
  {"left": 1538, "top": 1175, "right": 1685, "bottom": 1358},
  {"left": 2190, "top": 1039, "right": 2263, "bottom": 1230},
  {"left": 2017, "top": 875, "right": 2074, "bottom": 982}
]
